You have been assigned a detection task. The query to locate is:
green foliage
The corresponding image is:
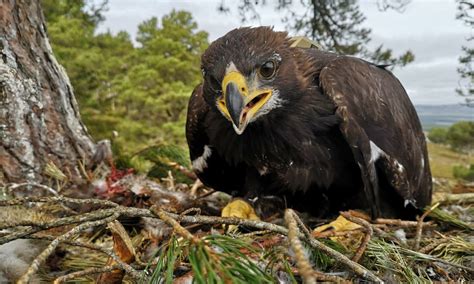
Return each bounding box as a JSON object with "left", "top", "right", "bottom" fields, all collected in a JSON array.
[
  {"left": 190, "top": 235, "right": 274, "bottom": 283},
  {"left": 367, "top": 240, "right": 427, "bottom": 282},
  {"left": 43, "top": 2, "right": 209, "bottom": 172},
  {"left": 455, "top": 0, "right": 473, "bottom": 105},
  {"left": 428, "top": 127, "right": 448, "bottom": 144},
  {"left": 428, "top": 121, "right": 474, "bottom": 152},
  {"left": 148, "top": 237, "right": 184, "bottom": 283},
  {"left": 134, "top": 144, "right": 191, "bottom": 182},
  {"left": 263, "top": 246, "right": 298, "bottom": 283},
  {"left": 453, "top": 164, "right": 474, "bottom": 182},
  {"left": 150, "top": 235, "right": 278, "bottom": 283},
  {"left": 309, "top": 238, "right": 347, "bottom": 270},
  {"left": 427, "top": 207, "right": 473, "bottom": 231},
  {"left": 446, "top": 121, "right": 474, "bottom": 152}
]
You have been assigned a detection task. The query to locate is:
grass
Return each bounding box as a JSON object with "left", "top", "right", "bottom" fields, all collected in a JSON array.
[{"left": 427, "top": 143, "right": 474, "bottom": 179}]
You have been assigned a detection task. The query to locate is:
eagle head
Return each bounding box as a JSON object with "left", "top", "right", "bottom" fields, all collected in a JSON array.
[{"left": 201, "top": 27, "right": 313, "bottom": 135}]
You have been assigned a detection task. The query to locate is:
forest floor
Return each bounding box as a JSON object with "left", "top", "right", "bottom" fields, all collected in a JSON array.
[{"left": 0, "top": 143, "right": 472, "bottom": 283}]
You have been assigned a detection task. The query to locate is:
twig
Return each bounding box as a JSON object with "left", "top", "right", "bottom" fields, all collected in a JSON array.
[
  {"left": 0, "top": 220, "right": 50, "bottom": 230},
  {"left": 287, "top": 209, "right": 313, "bottom": 239},
  {"left": 2, "top": 196, "right": 381, "bottom": 282},
  {"left": 431, "top": 262, "right": 452, "bottom": 282},
  {"left": 433, "top": 192, "right": 474, "bottom": 204},
  {"left": 155, "top": 210, "right": 381, "bottom": 282},
  {"left": 0, "top": 207, "right": 119, "bottom": 244},
  {"left": 0, "top": 195, "right": 119, "bottom": 207},
  {"left": 285, "top": 209, "right": 316, "bottom": 284},
  {"left": 160, "top": 210, "right": 289, "bottom": 234},
  {"left": 313, "top": 228, "right": 363, "bottom": 238},
  {"left": 161, "top": 170, "right": 176, "bottom": 190},
  {"left": 25, "top": 234, "right": 128, "bottom": 260},
  {"left": 286, "top": 211, "right": 383, "bottom": 283},
  {"left": 6, "top": 182, "right": 59, "bottom": 196},
  {"left": 190, "top": 178, "right": 203, "bottom": 196},
  {"left": 167, "top": 161, "right": 197, "bottom": 180},
  {"left": 419, "top": 238, "right": 449, "bottom": 254},
  {"left": 341, "top": 212, "right": 373, "bottom": 263},
  {"left": 239, "top": 230, "right": 273, "bottom": 238},
  {"left": 179, "top": 207, "right": 201, "bottom": 218},
  {"left": 17, "top": 213, "right": 141, "bottom": 284},
  {"left": 0, "top": 227, "right": 37, "bottom": 245},
  {"left": 289, "top": 224, "right": 381, "bottom": 281},
  {"left": 286, "top": 210, "right": 349, "bottom": 283},
  {"left": 97, "top": 221, "right": 136, "bottom": 283},
  {"left": 371, "top": 226, "right": 400, "bottom": 243},
  {"left": 414, "top": 203, "right": 440, "bottom": 250},
  {"left": 375, "top": 218, "right": 434, "bottom": 227},
  {"left": 153, "top": 207, "right": 201, "bottom": 244},
  {"left": 53, "top": 265, "right": 121, "bottom": 283},
  {"left": 3, "top": 183, "right": 80, "bottom": 213},
  {"left": 197, "top": 189, "right": 216, "bottom": 199},
  {"left": 27, "top": 234, "right": 151, "bottom": 269}
]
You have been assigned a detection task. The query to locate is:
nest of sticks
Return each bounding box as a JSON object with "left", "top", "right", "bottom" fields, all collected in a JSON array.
[{"left": 0, "top": 173, "right": 473, "bottom": 283}]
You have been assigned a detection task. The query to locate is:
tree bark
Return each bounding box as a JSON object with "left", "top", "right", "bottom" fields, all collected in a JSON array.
[{"left": 0, "top": 0, "right": 95, "bottom": 186}]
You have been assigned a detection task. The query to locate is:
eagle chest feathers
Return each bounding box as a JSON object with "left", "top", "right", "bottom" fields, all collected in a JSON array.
[
  {"left": 203, "top": 94, "right": 355, "bottom": 193},
  {"left": 186, "top": 26, "right": 432, "bottom": 219}
]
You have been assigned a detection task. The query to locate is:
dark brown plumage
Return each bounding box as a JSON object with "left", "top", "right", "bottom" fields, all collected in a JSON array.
[{"left": 186, "top": 27, "right": 432, "bottom": 219}]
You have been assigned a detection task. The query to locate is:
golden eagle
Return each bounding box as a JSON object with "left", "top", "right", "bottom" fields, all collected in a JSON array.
[{"left": 186, "top": 27, "right": 432, "bottom": 219}]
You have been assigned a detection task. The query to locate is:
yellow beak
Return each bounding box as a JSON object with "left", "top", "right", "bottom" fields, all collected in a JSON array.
[{"left": 217, "top": 71, "right": 272, "bottom": 134}]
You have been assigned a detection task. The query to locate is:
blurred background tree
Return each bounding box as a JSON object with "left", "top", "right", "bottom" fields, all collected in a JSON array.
[
  {"left": 218, "top": 0, "right": 414, "bottom": 67},
  {"left": 428, "top": 121, "right": 474, "bottom": 153},
  {"left": 43, "top": 0, "right": 208, "bottom": 162},
  {"left": 455, "top": 0, "right": 473, "bottom": 106}
]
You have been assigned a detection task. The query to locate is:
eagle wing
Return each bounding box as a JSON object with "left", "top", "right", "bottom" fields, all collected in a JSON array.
[
  {"left": 319, "top": 57, "right": 432, "bottom": 217},
  {"left": 186, "top": 84, "right": 245, "bottom": 194}
]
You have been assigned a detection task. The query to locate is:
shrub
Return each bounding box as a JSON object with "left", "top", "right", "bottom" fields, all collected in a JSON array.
[
  {"left": 453, "top": 164, "right": 474, "bottom": 182},
  {"left": 446, "top": 121, "right": 474, "bottom": 152},
  {"left": 428, "top": 127, "right": 448, "bottom": 144},
  {"left": 429, "top": 121, "right": 474, "bottom": 153}
]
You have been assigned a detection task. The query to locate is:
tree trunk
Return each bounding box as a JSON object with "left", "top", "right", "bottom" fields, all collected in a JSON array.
[{"left": 0, "top": 0, "right": 95, "bottom": 186}]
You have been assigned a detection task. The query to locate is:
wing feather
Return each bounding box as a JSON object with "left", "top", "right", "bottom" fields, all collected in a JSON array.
[{"left": 320, "top": 57, "right": 432, "bottom": 217}]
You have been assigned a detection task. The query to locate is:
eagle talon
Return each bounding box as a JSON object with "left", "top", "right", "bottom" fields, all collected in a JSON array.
[{"left": 221, "top": 198, "right": 260, "bottom": 232}]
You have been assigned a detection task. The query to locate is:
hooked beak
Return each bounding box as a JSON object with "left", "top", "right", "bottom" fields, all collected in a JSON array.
[{"left": 218, "top": 71, "right": 272, "bottom": 135}]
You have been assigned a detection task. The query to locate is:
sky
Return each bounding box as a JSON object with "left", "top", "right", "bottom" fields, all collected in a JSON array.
[{"left": 95, "top": 0, "right": 471, "bottom": 105}]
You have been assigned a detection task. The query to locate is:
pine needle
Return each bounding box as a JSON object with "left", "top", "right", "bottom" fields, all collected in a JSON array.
[
  {"left": 149, "top": 234, "right": 276, "bottom": 283},
  {"left": 366, "top": 240, "right": 426, "bottom": 283},
  {"left": 149, "top": 236, "right": 185, "bottom": 283},
  {"left": 133, "top": 144, "right": 192, "bottom": 182},
  {"left": 427, "top": 207, "right": 473, "bottom": 231}
]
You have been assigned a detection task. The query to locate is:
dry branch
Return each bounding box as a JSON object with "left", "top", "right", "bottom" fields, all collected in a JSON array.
[
  {"left": 53, "top": 265, "right": 121, "bottom": 283},
  {"left": 17, "top": 213, "right": 123, "bottom": 284},
  {"left": 285, "top": 209, "right": 317, "bottom": 283},
  {"left": 375, "top": 218, "right": 434, "bottom": 227},
  {"left": 0, "top": 194, "right": 119, "bottom": 208},
  {"left": 0, "top": 207, "right": 119, "bottom": 245},
  {"left": 285, "top": 209, "right": 350, "bottom": 283},
  {"left": 341, "top": 211, "right": 373, "bottom": 263},
  {"left": 0, "top": 195, "right": 396, "bottom": 283},
  {"left": 414, "top": 203, "right": 440, "bottom": 250},
  {"left": 97, "top": 221, "right": 136, "bottom": 283}
]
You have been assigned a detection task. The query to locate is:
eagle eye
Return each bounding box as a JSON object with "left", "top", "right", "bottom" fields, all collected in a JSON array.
[{"left": 258, "top": 60, "right": 277, "bottom": 79}]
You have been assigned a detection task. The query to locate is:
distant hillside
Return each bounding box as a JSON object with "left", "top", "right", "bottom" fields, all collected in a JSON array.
[{"left": 414, "top": 104, "right": 473, "bottom": 130}]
